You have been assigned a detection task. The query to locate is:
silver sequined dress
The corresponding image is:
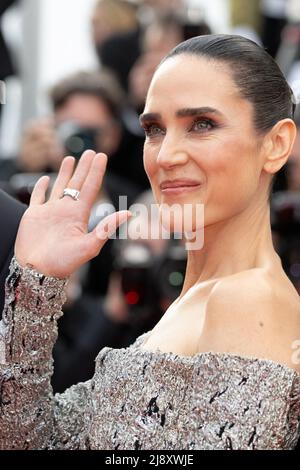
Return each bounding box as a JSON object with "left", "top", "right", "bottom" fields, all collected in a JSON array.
[{"left": 0, "top": 258, "right": 300, "bottom": 450}]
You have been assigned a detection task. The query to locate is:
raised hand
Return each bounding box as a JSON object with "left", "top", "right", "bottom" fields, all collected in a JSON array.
[{"left": 15, "top": 150, "right": 132, "bottom": 278}]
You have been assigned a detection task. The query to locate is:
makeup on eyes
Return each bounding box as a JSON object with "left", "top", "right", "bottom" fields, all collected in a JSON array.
[{"left": 141, "top": 116, "right": 219, "bottom": 137}]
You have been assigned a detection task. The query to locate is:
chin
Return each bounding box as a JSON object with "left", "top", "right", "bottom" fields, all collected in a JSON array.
[{"left": 159, "top": 203, "right": 204, "bottom": 234}]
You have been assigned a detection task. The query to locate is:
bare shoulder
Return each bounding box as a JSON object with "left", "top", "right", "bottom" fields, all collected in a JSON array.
[
  {"left": 200, "top": 268, "right": 300, "bottom": 373},
  {"left": 208, "top": 267, "right": 300, "bottom": 314}
]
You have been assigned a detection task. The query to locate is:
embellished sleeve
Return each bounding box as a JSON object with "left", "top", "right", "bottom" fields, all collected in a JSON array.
[{"left": 0, "top": 258, "right": 92, "bottom": 450}]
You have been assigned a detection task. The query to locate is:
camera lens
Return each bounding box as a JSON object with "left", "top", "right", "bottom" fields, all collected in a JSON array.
[{"left": 57, "top": 121, "right": 100, "bottom": 160}]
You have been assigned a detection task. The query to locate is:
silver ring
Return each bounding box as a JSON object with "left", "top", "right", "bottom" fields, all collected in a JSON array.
[{"left": 62, "top": 188, "right": 80, "bottom": 201}]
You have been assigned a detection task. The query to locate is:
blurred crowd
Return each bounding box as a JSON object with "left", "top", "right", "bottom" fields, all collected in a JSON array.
[{"left": 0, "top": 0, "right": 300, "bottom": 393}]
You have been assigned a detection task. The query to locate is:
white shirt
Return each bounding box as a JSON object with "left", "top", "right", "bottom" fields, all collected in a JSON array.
[{"left": 260, "top": 0, "right": 287, "bottom": 18}]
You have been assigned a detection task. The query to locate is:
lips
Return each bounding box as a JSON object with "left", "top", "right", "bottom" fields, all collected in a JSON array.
[{"left": 160, "top": 179, "right": 202, "bottom": 190}]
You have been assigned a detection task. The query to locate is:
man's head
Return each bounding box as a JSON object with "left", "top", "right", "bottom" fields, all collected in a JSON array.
[
  {"left": 50, "top": 70, "right": 124, "bottom": 159},
  {"left": 91, "top": 0, "right": 138, "bottom": 47}
]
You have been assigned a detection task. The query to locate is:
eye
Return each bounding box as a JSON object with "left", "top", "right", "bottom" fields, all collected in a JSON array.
[
  {"left": 191, "top": 118, "right": 215, "bottom": 132},
  {"left": 143, "top": 123, "right": 165, "bottom": 137}
]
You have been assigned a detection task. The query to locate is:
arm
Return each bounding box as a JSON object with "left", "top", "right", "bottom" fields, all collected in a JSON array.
[
  {"left": 0, "top": 150, "right": 132, "bottom": 449},
  {"left": 0, "top": 258, "right": 91, "bottom": 449}
]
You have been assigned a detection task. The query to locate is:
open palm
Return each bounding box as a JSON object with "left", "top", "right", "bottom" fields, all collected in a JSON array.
[{"left": 15, "top": 150, "right": 131, "bottom": 278}]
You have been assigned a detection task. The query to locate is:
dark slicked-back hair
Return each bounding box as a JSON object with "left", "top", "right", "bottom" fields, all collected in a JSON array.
[{"left": 161, "top": 34, "right": 296, "bottom": 134}]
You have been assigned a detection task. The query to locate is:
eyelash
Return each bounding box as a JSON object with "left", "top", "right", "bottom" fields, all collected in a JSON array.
[{"left": 142, "top": 118, "right": 217, "bottom": 137}]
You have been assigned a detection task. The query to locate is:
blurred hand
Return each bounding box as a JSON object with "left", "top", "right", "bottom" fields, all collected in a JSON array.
[
  {"left": 64, "top": 270, "right": 83, "bottom": 308},
  {"left": 15, "top": 150, "right": 132, "bottom": 278},
  {"left": 19, "top": 118, "right": 64, "bottom": 172},
  {"left": 104, "top": 272, "right": 130, "bottom": 324}
]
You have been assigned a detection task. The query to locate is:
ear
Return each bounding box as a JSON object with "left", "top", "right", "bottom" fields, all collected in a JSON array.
[{"left": 262, "top": 119, "right": 297, "bottom": 175}]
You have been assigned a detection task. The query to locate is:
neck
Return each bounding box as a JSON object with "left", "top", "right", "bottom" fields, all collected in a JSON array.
[{"left": 181, "top": 199, "right": 281, "bottom": 295}]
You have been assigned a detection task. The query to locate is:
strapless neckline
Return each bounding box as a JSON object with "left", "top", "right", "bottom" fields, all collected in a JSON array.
[{"left": 134, "top": 330, "right": 300, "bottom": 378}]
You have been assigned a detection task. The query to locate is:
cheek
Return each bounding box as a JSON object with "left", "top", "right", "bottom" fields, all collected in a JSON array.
[
  {"left": 201, "top": 138, "right": 257, "bottom": 185},
  {"left": 143, "top": 144, "right": 158, "bottom": 180},
  {"left": 195, "top": 138, "right": 259, "bottom": 216},
  {"left": 143, "top": 145, "right": 160, "bottom": 199}
]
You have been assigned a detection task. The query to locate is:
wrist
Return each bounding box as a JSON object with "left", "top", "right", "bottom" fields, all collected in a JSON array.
[
  {"left": 14, "top": 248, "right": 69, "bottom": 281},
  {"left": 14, "top": 254, "right": 68, "bottom": 281},
  {"left": 6, "top": 257, "right": 68, "bottom": 319}
]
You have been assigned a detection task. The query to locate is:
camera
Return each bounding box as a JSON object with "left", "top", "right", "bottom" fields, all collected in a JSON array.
[
  {"left": 114, "top": 239, "right": 187, "bottom": 324},
  {"left": 153, "top": 242, "right": 187, "bottom": 303},
  {"left": 56, "top": 121, "right": 101, "bottom": 160}
]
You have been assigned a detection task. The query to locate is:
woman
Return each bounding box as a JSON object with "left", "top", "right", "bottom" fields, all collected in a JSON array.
[{"left": 1, "top": 34, "right": 300, "bottom": 450}]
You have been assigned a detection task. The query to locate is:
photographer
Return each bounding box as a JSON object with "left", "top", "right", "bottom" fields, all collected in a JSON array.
[
  {"left": 128, "top": 12, "right": 211, "bottom": 115},
  {"left": 91, "top": 0, "right": 139, "bottom": 54},
  {"left": 1, "top": 69, "right": 139, "bottom": 201},
  {"left": 0, "top": 69, "right": 142, "bottom": 289},
  {"left": 97, "top": 0, "right": 186, "bottom": 93}
]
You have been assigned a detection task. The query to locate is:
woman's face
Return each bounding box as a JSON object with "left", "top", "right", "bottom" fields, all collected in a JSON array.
[{"left": 141, "top": 55, "right": 267, "bottom": 232}]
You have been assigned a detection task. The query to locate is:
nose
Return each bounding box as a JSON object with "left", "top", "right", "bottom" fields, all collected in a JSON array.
[{"left": 156, "top": 135, "right": 189, "bottom": 169}]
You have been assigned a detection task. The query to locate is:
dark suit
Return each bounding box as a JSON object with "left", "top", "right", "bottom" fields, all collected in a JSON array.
[
  {"left": 0, "top": 189, "right": 26, "bottom": 314},
  {"left": 0, "top": 0, "right": 17, "bottom": 81}
]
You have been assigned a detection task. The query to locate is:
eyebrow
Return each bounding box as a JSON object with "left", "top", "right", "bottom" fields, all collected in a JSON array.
[{"left": 139, "top": 107, "right": 223, "bottom": 125}]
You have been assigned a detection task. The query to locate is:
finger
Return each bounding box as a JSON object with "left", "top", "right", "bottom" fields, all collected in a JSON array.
[
  {"left": 67, "top": 150, "right": 96, "bottom": 190},
  {"left": 30, "top": 176, "right": 50, "bottom": 206},
  {"left": 79, "top": 153, "right": 108, "bottom": 209},
  {"left": 82, "top": 211, "right": 132, "bottom": 258},
  {"left": 108, "top": 271, "right": 122, "bottom": 293},
  {"left": 97, "top": 210, "right": 132, "bottom": 238},
  {"left": 50, "top": 156, "right": 75, "bottom": 200}
]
